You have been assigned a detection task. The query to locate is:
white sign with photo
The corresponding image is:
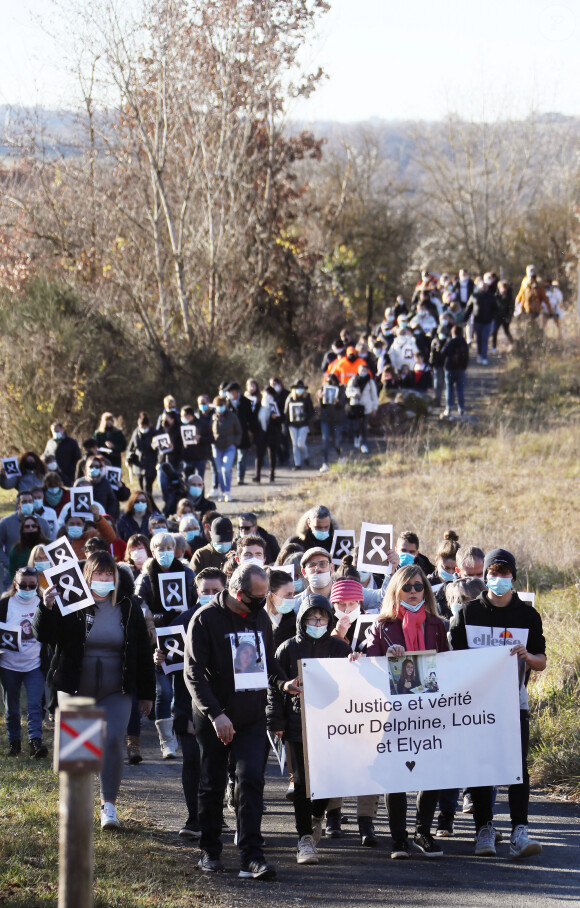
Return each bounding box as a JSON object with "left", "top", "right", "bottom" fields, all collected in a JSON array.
[
  {"left": 44, "top": 561, "right": 95, "bottom": 616},
  {"left": 0, "top": 623, "right": 22, "bottom": 653},
  {"left": 70, "top": 487, "right": 94, "bottom": 520},
  {"left": 44, "top": 535, "right": 79, "bottom": 567},
  {"left": 330, "top": 530, "right": 356, "bottom": 566},
  {"left": 357, "top": 522, "right": 394, "bottom": 576},
  {"left": 159, "top": 572, "right": 187, "bottom": 612},
  {"left": 230, "top": 632, "right": 268, "bottom": 691},
  {"left": 300, "top": 647, "right": 522, "bottom": 799},
  {"left": 157, "top": 626, "right": 187, "bottom": 674},
  {"left": 1, "top": 457, "right": 21, "bottom": 477}
]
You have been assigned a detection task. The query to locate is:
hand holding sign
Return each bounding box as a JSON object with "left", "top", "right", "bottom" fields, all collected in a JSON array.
[
  {"left": 1, "top": 457, "right": 21, "bottom": 477},
  {"left": 43, "top": 563, "right": 95, "bottom": 616}
]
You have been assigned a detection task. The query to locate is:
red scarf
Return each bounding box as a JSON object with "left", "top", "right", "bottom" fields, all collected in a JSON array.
[{"left": 396, "top": 602, "right": 426, "bottom": 651}]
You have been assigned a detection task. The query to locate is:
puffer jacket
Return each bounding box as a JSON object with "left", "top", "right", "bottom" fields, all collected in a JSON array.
[{"left": 267, "top": 595, "right": 350, "bottom": 742}]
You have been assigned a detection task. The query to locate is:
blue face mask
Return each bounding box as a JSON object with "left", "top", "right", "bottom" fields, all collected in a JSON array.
[
  {"left": 311, "top": 529, "right": 329, "bottom": 541},
  {"left": 306, "top": 624, "right": 327, "bottom": 639},
  {"left": 67, "top": 525, "right": 84, "bottom": 539},
  {"left": 90, "top": 580, "right": 116, "bottom": 597},
  {"left": 20, "top": 503, "right": 34, "bottom": 517},
  {"left": 275, "top": 598, "right": 295, "bottom": 615},
  {"left": 152, "top": 528, "right": 167, "bottom": 536},
  {"left": 33, "top": 499, "right": 44, "bottom": 511},
  {"left": 17, "top": 588, "right": 37, "bottom": 601},
  {"left": 294, "top": 579, "right": 304, "bottom": 593},
  {"left": 439, "top": 568, "right": 456, "bottom": 582},
  {"left": 358, "top": 571, "right": 371, "bottom": 584},
  {"left": 89, "top": 467, "right": 101, "bottom": 479},
  {"left": 155, "top": 550, "right": 174, "bottom": 567},
  {"left": 47, "top": 487, "right": 61, "bottom": 496},
  {"left": 400, "top": 598, "right": 425, "bottom": 613},
  {"left": 198, "top": 594, "right": 214, "bottom": 606},
  {"left": 188, "top": 486, "right": 202, "bottom": 499},
  {"left": 216, "top": 406, "right": 226, "bottom": 415},
  {"left": 213, "top": 541, "right": 231, "bottom": 554},
  {"left": 486, "top": 576, "right": 512, "bottom": 596},
  {"left": 133, "top": 501, "right": 147, "bottom": 513},
  {"left": 34, "top": 561, "right": 51, "bottom": 573},
  {"left": 199, "top": 404, "right": 209, "bottom": 412},
  {"left": 398, "top": 552, "right": 415, "bottom": 567},
  {"left": 185, "top": 530, "right": 198, "bottom": 543}
]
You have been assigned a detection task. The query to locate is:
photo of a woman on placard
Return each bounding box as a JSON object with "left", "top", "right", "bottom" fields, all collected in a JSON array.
[
  {"left": 234, "top": 641, "right": 260, "bottom": 673},
  {"left": 397, "top": 657, "right": 420, "bottom": 694}
]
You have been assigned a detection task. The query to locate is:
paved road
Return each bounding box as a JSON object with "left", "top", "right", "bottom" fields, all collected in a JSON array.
[{"left": 121, "top": 721, "right": 579, "bottom": 908}]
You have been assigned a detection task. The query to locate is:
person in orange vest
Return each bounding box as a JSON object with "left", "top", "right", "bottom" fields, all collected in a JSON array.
[{"left": 326, "top": 346, "right": 368, "bottom": 385}]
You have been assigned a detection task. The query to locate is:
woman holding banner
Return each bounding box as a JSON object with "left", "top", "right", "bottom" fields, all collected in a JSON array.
[{"left": 366, "top": 564, "right": 449, "bottom": 859}]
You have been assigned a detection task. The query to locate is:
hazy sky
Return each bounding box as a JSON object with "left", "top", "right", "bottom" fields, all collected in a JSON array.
[{"left": 2, "top": 0, "right": 579, "bottom": 121}]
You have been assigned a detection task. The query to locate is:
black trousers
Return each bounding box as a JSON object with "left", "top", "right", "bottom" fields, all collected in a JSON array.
[
  {"left": 471, "top": 710, "right": 530, "bottom": 832},
  {"left": 385, "top": 789, "right": 440, "bottom": 839},
  {"left": 288, "top": 740, "right": 329, "bottom": 838},
  {"left": 193, "top": 712, "right": 267, "bottom": 862},
  {"left": 177, "top": 732, "right": 200, "bottom": 827}
]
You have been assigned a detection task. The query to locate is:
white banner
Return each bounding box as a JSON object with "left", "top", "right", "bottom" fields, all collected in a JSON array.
[{"left": 301, "top": 648, "right": 522, "bottom": 799}]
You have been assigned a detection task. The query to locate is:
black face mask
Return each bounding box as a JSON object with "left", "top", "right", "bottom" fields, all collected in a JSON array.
[
  {"left": 347, "top": 354, "right": 357, "bottom": 362},
  {"left": 241, "top": 594, "right": 267, "bottom": 615}
]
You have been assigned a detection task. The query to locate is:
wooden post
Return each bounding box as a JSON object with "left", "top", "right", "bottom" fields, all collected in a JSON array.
[
  {"left": 58, "top": 771, "right": 94, "bottom": 908},
  {"left": 55, "top": 696, "right": 105, "bottom": 908}
]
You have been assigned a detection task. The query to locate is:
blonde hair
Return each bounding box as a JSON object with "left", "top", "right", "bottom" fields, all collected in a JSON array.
[{"left": 378, "top": 565, "right": 436, "bottom": 622}]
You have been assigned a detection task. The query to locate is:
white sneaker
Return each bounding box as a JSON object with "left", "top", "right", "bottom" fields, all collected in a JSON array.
[
  {"left": 297, "top": 834, "right": 319, "bottom": 864},
  {"left": 481, "top": 358, "right": 489, "bottom": 365},
  {"left": 510, "top": 824, "right": 542, "bottom": 859},
  {"left": 319, "top": 463, "right": 329, "bottom": 473},
  {"left": 209, "top": 488, "right": 219, "bottom": 499},
  {"left": 224, "top": 493, "right": 232, "bottom": 502},
  {"left": 311, "top": 815, "right": 324, "bottom": 845},
  {"left": 101, "top": 802, "right": 120, "bottom": 830},
  {"left": 353, "top": 436, "right": 361, "bottom": 448},
  {"left": 442, "top": 409, "right": 450, "bottom": 417},
  {"left": 474, "top": 822, "right": 496, "bottom": 856},
  {"left": 360, "top": 444, "right": 369, "bottom": 454},
  {"left": 490, "top": 347, "right": 497, "bottom": 354}
]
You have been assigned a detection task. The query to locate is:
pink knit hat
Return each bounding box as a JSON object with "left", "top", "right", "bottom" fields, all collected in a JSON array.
[{"left": 330, "top": 578, "right": 364, "bottom": 604}]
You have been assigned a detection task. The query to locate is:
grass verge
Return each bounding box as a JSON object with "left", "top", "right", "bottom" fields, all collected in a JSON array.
[{"left": 0, "top": 727, "right": 217, "bottom": 907}]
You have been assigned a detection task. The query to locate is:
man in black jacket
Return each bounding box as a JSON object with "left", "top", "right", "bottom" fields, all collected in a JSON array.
[
  {"left": 184, "top": 563, "right": 295, "bottom": 880},
  {"left": 43, "top": 421, "right": 82, "bottom": 487},
  {"left": 465, "top": 274, "right": 497, "bottom": 365}
]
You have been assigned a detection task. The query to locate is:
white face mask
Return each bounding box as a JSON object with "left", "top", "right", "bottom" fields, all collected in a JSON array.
[
  {"left": 308, "top": 571, "right": 331, "bottom": 589},
  {"left": 334, "top": 605, "right": 361, "bottom": 625},
  {"left": 243, "top": 556, "right": 265, "bottom": 568}
]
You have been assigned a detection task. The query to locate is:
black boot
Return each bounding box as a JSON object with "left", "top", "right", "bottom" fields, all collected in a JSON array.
[
  {"left": 29, "top": 738, "right": 48, "bottom": 759},
  {"left": 8, "top": 739, "right": 21, "bottom": 757},
  {"left": 325, "top": 807, "right": 342, "bottom": 838},
  {"left": 358, "top": 816, "right": 378, "bottom": 847}
]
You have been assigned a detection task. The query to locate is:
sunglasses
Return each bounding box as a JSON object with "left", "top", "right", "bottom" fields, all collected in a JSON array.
[
  {"left": 239, "top": 525, "right": 254, "bottom": 531},
  {"left": 401, "top": 582, "right": 424, "bottom": 593},
  {"left": 18, "top": 584, "right": 38, "bottom": 591}
]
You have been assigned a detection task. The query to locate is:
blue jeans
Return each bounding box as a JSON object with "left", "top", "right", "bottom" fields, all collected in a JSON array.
[
  {"left": 155, "top": 669, "right": 174, "bottom": 720},
  {"left": 444, "top": 369, "right": 466, "bottom": 412},
  {"left": 474, "top": 321, "right": 493, "bottom": 360},
  {"left": 0, "top": 665, "right": 45, "bottom": 741},
  {"left": 433, "top": 366, "right": 444, "bottom": 406},
  {"left": 320, "top": 421, "right": 343, "bottom": 463},
  {"left": 213, "top": 445, "right": 236, "bottom": 493}
]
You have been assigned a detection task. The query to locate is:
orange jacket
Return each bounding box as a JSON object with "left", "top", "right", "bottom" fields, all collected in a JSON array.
[
  {"left": 515, "top": 277, "right": 551, "bottom": 315},
  {"left": 326, "top": 355, "right": 368, "bottom": 385}
]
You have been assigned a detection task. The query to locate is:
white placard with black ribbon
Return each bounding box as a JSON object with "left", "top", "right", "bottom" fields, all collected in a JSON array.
[
  {"left": 1, "top": 456, "right": 21, "bottom": 477},
  {"left": 106, "top": 467, "right": 122, "bottom": 490},
  {"left": 357, "top": 522, "right": 394, "bottom": 576},
  {"left": 159, "top": 572, "right": 188, "bottom": 612},
  {"left": 157, "top": 625, "right": 187, "bottom": 674},
  {"left": 44, "top": 536, "right": 79, "bottom": 568},
  {"left": 330, "top": 530, "right": 356, "bottom": 566},
  {"left": 181, "top": 425, "right": 198, "bottom": 447},
  {"left": 70, "top": 487, "right": 94, "bottom": 520},
  {"left": 0, "top": 623, "right": 22, "bottom": 653},
  {"left": 44, "top": 560, "right": 95, "bottom": 616},
  {"left": 152, "top": 433, "right": 172, "bottom": 451}
]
